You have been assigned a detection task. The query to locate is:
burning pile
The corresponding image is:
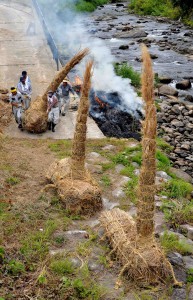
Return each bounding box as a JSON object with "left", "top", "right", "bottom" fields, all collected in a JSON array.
[{"left": 89, "top": 90, "right": 142, "bottom": 140}]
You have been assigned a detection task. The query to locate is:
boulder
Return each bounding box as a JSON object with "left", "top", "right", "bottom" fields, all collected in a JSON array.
[
  {"left": 119, "top": 45, "right": 129, "bottom": 50},
  {"left": 158, "top": 85, "right": 178, "bottom": 96},
  {"left": 176, "top": 80, "right": 192, "bottom": 90},
  {"left": 184, "top": 95, "right": 193, "bottom": 102},
  {"left": 159, "top": 77, "right": 172, "bottom": 84},
  {"left": 170, "top": 167, "right": 193, "bottom": 183},
  {"left": 115, "top": 29, "right": 147, "bottom": 39}
]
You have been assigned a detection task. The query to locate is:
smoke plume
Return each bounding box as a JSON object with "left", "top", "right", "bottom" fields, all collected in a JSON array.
[{"left": 38, "top": 0, "right": 142, "bottom": 113}]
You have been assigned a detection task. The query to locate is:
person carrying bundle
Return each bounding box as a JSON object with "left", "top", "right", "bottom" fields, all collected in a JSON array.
[
  {"left": 57, "top": 79, "right": 75, "bottom": 116},
  {"left": 47, "top": 90, "right": 59, "bottom": 132},
  {"left": 9, "top": 87, "right": 23, "bottom": 129},
  {"left": 17, "top": 76, "right": 32, "bottom": 110}
]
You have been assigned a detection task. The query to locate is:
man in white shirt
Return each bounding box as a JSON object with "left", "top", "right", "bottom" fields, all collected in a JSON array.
[
  {"left": 9, "top": 87, "right": 23, "bottom": 129},
  {"left": 17, "top": 76, "right": 32, "bottom": 110}
]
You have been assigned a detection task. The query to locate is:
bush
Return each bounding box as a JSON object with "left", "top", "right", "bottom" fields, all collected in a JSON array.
[
  {"left": 50, "top": 258, "right": 74, "bottom": 275},
  {"left": 114, "top": 63, "right": 141, "bottom": 88},
  {"left": 165, "top": 179, "right": 193, "bottom": 199},
  {"left": 75, "top": 0, "right": 108, "bottom": 12},
  {"left": 7, "top": 259, "right": 25, "bottom": 276},
  {"left": 129, "top": 0, "right": 181, "bottom": 19}
]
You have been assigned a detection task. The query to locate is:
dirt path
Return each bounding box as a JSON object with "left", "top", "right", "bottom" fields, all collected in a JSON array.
[{"left": 0, "top": 0, "right": 104, "bottom": 139}]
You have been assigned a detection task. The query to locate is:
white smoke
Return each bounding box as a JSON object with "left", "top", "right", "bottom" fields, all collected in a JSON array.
[{"left": 38, "top": 0, "right": 142, "bottom": 113}]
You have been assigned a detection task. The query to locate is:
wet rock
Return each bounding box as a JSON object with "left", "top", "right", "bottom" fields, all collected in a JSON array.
[
  {"left": 119, "top": 45, "right": 129, "bottom": 50},
  {"left": 150, "top": 53, "right": 158, "bottom": 59},
  {"left": 158, "top": 85, "right": 178, "bottom": 96},
  {"left": 184, "top": 95, "right": 193, "bottom": 102},
  {"left": 115, "top": 29, "right": 147, "bottom": 38},
  {"left": 176, "top": 80, "right": 192, "bottom": 90}
]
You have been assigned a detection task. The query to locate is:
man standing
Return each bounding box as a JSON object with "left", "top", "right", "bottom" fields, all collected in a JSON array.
[
  {"left": 57, "top": 79, "right": 75, "bottom": 116},
  {"left": 17, "top": 76, "right": 32, "bottom": 110},
  {"left": 9, "top": 87, "right": 23, "bottom": 129},
  {"left": 47, "top": 91, "right": 59, "bottom": 132}
]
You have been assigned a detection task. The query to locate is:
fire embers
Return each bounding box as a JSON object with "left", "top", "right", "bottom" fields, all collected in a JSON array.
[{"left": 89, "top": 89, "right": 142, "bottom": 140}]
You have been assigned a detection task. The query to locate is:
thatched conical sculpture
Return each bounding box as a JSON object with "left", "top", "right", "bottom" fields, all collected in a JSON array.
[
  {"left": 46, "top": 60, "right": 102, "bottom": 215},
  {"left": 24, "top": 48, "right": 89, "bottom": 133},
  {"left": 100, "top": 45, "right": 179, "bottom": 286}
]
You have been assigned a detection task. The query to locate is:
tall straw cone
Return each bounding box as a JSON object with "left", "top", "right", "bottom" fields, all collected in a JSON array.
[
  {"left": 25, "top": 48, "right": 89, "bottom": 133},
  {"left": 71, "top": 60, "right": 93, "bottom": 180},
  {"left": 136, "top": 43, "right": 156, "bottom": 240}
]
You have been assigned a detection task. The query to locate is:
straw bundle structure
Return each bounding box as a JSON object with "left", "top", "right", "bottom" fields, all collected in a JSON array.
[
  {"left": 100, "top": 45, "right": 179, "bottom": 286},
  {"left": 136, "top": 44, "right": 157, "bottom": 239},
  {"left": 46, "top": 60, "right": 102, "bottom": 215},
  {"left": 25, "top": 48, "right": 89, "bottom": 133},
  {"left": 100, "top": 208, "right": 178, "bottom": 285},
  {"left": 71, "top": 60, "right": 93, "bottom": 180}
]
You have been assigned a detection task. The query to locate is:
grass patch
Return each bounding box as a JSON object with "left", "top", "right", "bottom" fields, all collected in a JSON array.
[
  {"left": 6, "top": 259, "right": 25, "bottom": 276},
  {"left": 5, "top": 176, "right": 20, "bottom": 185},
  {"left": 76, "top": 241, "right": 92, "bottom": 257},
  {"left": 75, "top": 0, "right": 108, "bottom": 12},
  {"left": 165, "top": 179, "right": 193, "bottom": 199},
  {"left": 156, "top": 150, "right": 171, "bottom": 172},
  {"left": 50, "top": 258, "right": 74, "bottom": 275},
  {"left": 129, "top": 0, "right": 181, "bottom": 19},
  {"left": 161, "top": 199, "right": 193, "bottom": 227},
  {"left": 100, "top": 174, "right": 111, "bottom": 187},
  {"left": 160, "top": 231, "right": 193, "bottom": 255},
  {"left": 48, "top": 140, "right": 72, "bottom": 158},
  {"left": 101, "top": 162, "right": 115, "bottom": 171},
  {"left": 20, "top": 220, "right": 57, "bottom": 263},
  {"left": 114, "top": 63, "right": 141, "bottom": 88},
  {"left": 156, "top": 137, "right": 174, "bottom": 153}
]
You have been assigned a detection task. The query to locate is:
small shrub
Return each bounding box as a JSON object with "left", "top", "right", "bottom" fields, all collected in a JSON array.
[
  {"left": 50, "top": 258, "right": 74, "bottom": 275},
  {"left": 162, "top": 200, "right": 193, "bottom": 226},
  {"left": 7, "top": 259, "right": 25, "bottom": 275},
  {"left": 114, "top": 63, "right": 141, "bottom": 88},
  {"left": 156, "top": 150, "right": 171, "bottom": 171},
  {"left": 160, "top": 231, "right": 193, "bottom": 255},
  {"left": 165, "top": 179, "right": 193, "bottom": 199},
  {"left": 6, "top": 177, "right": 20, "bottom": 185}
]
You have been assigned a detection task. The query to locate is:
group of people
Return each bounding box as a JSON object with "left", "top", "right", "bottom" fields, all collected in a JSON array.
[
  {"left": 9, "top": 71, "right": 32, "bottom": 129},
  {"left": 9, "top": 73, "right": 76, "bottom": 132}
]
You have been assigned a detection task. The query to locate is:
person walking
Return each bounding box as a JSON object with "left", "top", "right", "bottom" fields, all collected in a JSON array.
[
  {"left": 47, "top": 90, "right": 59, "bottom": 132},
  {"left": 17, "top": 76, "right": 32, "bottom": 110},
  {"left": 57, "top": 79, "right": 75, "bottom": 116},
  {"left": 9, "top": 87, "right": 23, "bottom": 129}
]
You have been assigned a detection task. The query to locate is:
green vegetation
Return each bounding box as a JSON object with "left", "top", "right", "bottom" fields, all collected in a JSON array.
[
  {"left": 75, "top": 0, "right": 108, "bottom": 12},
  {"left": 100, "top": 174, "right": 112, "bottom": 186},
  {"left": 156, "top": 150, "right": 171, "bottom": 172},
  {"left": 129, "top": 0, "right": 181, "bottom": 19},
  {"left": 50, "top": 258, "right": 74, "bottom": 275},
  {"left": 165, "top": 179, "right": 193, "bottom": 199},
  {"left": 129, "top": 0, "right": 193, "bottom": 25},
  {"left": 7, "top": 259, "right": 25, "bottom": 276},
  {"left": 156, "top": 138, "right": 174, "bottom": 153},
  {"left": 187, "top": 268, "right": 193, "bottom": 283},
  {"left": 114, "top": 63, "right": 141, "bottom": 88},
  {"left": 20, "top": 220, "right": 57, "bottom": 262},
  {"left": 160, "top": 231, "right": 193, "bottom": 254},
  {"left": 5, "top": 176, "right": 20, "bottom": 185},
  {"left": 161, "top": 199, "right": 193, "bottom": 227}
]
